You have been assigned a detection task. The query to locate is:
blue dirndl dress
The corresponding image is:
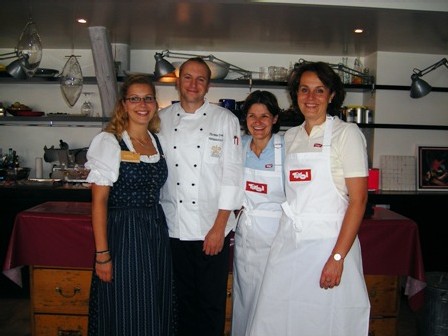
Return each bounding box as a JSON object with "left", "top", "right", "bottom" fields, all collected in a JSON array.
[{"left": 88, "top": 135, "right": 176, "bottom": 336}]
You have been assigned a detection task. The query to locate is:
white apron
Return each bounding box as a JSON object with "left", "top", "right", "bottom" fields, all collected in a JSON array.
[
  {"left": 249, "top": 117, "right": 370, "bottom": 336},
  {"left": 232, "top": 134, "right": 285, "bottom": 336}
]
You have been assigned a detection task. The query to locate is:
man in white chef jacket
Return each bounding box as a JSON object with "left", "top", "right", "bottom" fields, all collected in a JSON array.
[{"left": 158, "top": 57, "right": 243, "bottom": 336}]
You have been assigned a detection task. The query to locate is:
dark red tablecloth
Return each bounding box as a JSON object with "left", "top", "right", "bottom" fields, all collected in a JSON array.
[
  {"left": 359, "top": 207, "right": 426, "bottom": 311},
  {"left": 2, "top": 201, "right": 94, "bottom": 285},
  {"left": 3, "top": 203, "right": 425, "bottom": 310}
]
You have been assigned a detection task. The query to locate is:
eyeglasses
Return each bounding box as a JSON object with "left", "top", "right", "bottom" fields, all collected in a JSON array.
[{"left": 125, "top": 96, "right": 156, "bottom": 104}]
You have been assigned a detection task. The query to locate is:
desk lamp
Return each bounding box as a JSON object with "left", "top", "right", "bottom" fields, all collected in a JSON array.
[
  {"left": 154, "top": 50, "right": 252, "bottom": 80},
  {"left": 410, "top": 58, "right": 448, "bottom": 98},
  {"left": 0, "top": 20, "right": 42, "bottom": 79}
]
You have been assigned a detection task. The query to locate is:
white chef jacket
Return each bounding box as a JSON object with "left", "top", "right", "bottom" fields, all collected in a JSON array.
[{"left": 158, "top": 100, "right": 244, "bottom": 240}]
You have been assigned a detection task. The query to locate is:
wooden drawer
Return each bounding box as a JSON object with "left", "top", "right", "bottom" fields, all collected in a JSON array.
[
  {"left": 365, "top": 275, "right": 400, "bottom": 317},
  {"left": 224, "top": 272, "right": 233, "bottom": 336},
  {"left": 31, "top": 267, "right": 92, "bottom": 315},
  {"left": 34, "top": 314, "right": 88, "bottom": 336},
  {"left": 368, "top": 317, "right": 397, "bottom": 336}
]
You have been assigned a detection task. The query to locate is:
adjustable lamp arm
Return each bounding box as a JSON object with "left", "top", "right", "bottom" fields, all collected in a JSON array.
[
  {"left": 156, "top": 49, "right": 252, "bottom": 79},
  {"left": 206, "top": 55, "right": 251, "bottom": 78},
  {"left": 412, "top": 58, "right": 448, "bottom": 78},
  {"left": 157, "top": 49, "right": 207, "bottom": 61},
  {"left": 0, "top": 51, "right": 18, "bottom": 61},
  {"left": 295, "top": 58, "right": 375, "bottom": 87},
  {"left": 330, "top": 62, "right": 375, "bottom": 85}
]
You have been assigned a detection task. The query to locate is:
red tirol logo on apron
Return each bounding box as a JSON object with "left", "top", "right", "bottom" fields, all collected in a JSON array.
[
  {"left": 245, "top": 181, "right": 268, "bottom": 194},
  {"left": 289, "top": 169, "right": 311, "bottom": 182}
]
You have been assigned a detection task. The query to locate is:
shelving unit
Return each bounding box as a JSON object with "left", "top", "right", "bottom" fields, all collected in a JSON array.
[
  {"left": 1, "top": 76, "right": 447, "bottom": 130},
  {"left": 0, "top": 116, "right": 108, "bottom": 127}
]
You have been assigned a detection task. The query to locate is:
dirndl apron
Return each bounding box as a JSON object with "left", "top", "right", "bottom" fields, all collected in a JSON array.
[
  {"left": 249, "top": 117, "right": 370, "bottom": 336},
  {"left": 232, "top": 134, "right": 285, "bottom": 336}
]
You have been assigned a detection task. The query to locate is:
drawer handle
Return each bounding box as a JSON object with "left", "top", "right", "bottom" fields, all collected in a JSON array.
[
  {"left": 55, "top": 286, "right": 81, "bottom": 298},
  {"left": 58, "top": 329, "right": 82, "bottom": 336}
]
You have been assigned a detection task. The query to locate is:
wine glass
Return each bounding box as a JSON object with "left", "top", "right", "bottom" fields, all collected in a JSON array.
[{"left": 80, "top": 92, "right": 94, "bottom": 117}]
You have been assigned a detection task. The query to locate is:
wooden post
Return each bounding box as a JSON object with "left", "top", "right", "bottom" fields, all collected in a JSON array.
[{"left": 88, "top": 26, "right": 118, "bottom": 117}]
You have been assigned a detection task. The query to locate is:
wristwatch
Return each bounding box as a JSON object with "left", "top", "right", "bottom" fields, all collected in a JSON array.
[{"left": 333, "top": 253, "right": 343, "bottom": 261}]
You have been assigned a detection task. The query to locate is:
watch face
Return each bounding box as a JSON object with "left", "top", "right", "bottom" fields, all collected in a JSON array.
[{"left": 333, "top": 253, "right": 342, "bottom": 261}]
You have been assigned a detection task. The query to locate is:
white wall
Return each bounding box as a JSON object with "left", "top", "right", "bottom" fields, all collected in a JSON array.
[
  {"left": 1, "top": 48, "right": 447, "bottom": 178},
  {"left": 370, "top": 52, "right": 448, "bottom": 168}
]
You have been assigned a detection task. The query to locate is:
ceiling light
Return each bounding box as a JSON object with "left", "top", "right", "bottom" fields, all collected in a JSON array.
[
  {"left": 354, "top": 28, "right": 364, "bottom": 34},
  {"left": 77, "top": 18, "right": 87, "bottom": 24}
]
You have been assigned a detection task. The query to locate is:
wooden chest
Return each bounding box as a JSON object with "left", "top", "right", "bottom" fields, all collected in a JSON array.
[
  {"left": 224, "top": 272, "right": 233, "bottom": 336},
  {"left": 365, "top": 275, "right": 400, "bottom": 336},
  {"left": 29, "top": 268, "right": 399, "bottom": 336},
  {"left": 30, "top": 266, "right": 92, "bottom": 336}
]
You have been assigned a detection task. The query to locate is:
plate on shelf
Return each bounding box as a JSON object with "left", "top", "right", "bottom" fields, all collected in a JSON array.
[
  {"left": 6, "top": 109, "right": 45, "bottom": 117},
  {"left": 34, "top": 68, "right": 59, "bottom": 78}
]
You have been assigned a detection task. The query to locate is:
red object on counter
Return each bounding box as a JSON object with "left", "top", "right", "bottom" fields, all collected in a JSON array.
[
  {"left": 368, "top": 168, "right": 380, "bottom": 191},
  {"left": 3, "top": 202, "right": 425, "bottom": 311}
]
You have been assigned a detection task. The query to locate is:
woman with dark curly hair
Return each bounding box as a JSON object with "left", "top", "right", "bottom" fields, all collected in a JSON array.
[
  {"left": 232, "top": 90, "right": 285, "bottom": 336},
  {"left": 250, "top": 62, "right": 370, "bottom": 336},
  {"left": 85, "top": 74, "right": 175, "bottom": 336}
]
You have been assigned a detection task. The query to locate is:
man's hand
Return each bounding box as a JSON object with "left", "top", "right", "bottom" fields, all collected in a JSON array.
[{"left": 203, "top": 226, "right": 225, "bottom": 255}]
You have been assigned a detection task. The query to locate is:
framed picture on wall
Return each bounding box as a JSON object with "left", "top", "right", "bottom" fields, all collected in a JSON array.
[{"left": 417, "top": 146, "right": 448, "bottom": 191}]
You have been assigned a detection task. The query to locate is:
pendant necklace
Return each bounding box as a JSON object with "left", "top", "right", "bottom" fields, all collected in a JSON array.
[{"left": 131, "top": 137, "right": 149, "bottom": 148}]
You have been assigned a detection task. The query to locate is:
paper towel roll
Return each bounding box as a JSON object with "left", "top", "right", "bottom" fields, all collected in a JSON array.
[{"left": 35, "top": 157, "right": 43, "bottom": 179}]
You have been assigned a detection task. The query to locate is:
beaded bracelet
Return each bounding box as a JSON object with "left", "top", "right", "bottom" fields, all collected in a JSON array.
[
  {"left": 95, "top": 250, "right": 110, "bottom": 255},
  {"left": 95, "top": 257, "right": 112, "bottom": 265}
]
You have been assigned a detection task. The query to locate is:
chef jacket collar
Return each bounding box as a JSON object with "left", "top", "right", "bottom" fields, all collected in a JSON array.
[{"left": 179, "top": 98, "right": 209, "bottom": 115}]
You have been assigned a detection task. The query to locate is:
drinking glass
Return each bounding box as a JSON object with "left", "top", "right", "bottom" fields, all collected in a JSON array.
[{"left": 80, "top": 92, "right": 94, "bottom": 117}]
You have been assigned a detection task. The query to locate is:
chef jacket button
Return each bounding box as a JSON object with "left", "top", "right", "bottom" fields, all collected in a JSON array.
[
  {"left": 174, "top": 146, "right": 177, "bottom": 149},
  {"left": 203, "top": 113, "right": 206, "bottom": 116},
  {"left": 177, "top": 182, "right": 180, "bottom": 185},
  {"left": 200, "top": 128, "right": 203, "bottom": 131},
  {"left": 179, "top": 200, "right": 183, "bottom": 203},
  {"left": 174, "top": 128, "right": 178, "bottom": 131},
  {"left": 191, "top": 183, "right": 195, "bottom": 186},
  {"left": 194, "top": 164, "right": 197, "bottom": 167},
  {"left": 197, "top": 145, "right": 200, "bottom": 148},
  {"left": 192, "top": 201, "right": 196, "bottom": 204},
  {"left": 177, "top": 113, "right": 180, "bottom": 116},
  {"left": 175, "top": 164, "right": 179, "bottom": 167}
]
